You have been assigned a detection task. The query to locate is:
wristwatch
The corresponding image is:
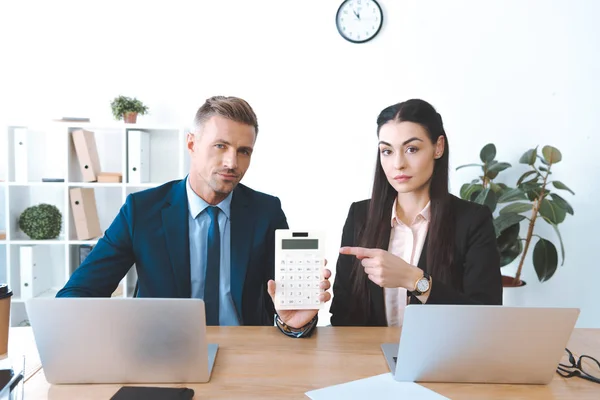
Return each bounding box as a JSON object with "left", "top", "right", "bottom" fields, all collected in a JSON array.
[{"left": 412, "top": 271, "right": 432, "bottom": 296}]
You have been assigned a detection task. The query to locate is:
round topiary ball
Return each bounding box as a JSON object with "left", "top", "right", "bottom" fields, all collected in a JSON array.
[{"left": 18, "top": 203, "right": 62, "bottom": 240}]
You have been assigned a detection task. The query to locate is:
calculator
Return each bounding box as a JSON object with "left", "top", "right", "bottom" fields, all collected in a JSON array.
[{"left": 274, "top": 229, "right": 326, "bottom": 310}]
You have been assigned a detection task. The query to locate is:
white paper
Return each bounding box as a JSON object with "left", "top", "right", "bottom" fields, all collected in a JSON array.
[{"left": 305, "top": 373, "right": 450, "bottom": 400}]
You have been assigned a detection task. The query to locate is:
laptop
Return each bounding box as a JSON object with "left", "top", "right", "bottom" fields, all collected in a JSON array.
[
  {"left": 25, "top": 298, "right": 218, "bottom": 384},
  {"left": 381, "top": 304, "right": 580, "bottom": 384}
]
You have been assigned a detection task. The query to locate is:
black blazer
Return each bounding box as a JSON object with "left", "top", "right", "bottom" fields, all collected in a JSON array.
[{"left": 330, "top": 195, "right": 502, "bottom": 326}]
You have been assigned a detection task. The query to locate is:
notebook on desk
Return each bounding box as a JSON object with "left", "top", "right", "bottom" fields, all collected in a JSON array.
[
  {"left": 381, "top": 305, "right": 580, "bottom": 385},
  {"left": 25, "top": 298, "right": 218, "bottom": 384}
]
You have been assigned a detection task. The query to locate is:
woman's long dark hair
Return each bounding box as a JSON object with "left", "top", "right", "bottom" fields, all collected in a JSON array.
[{"left": 350, "top": 99, "right": 455, "bottom": 320}]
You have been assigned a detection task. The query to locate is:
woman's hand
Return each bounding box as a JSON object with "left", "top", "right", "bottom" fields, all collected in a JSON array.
[{"left": 339, "top": 247, "right": 422, "bottom": 289}]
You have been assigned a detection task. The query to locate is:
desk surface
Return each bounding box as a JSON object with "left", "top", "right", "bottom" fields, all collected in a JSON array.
[{"left": 14, "top": 326, "right": 600, "bottom": 399}]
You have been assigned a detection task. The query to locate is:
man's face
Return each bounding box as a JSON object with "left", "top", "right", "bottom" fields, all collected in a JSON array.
[{"left": 187, "top": 115, "right": 256, "bottom": 199}]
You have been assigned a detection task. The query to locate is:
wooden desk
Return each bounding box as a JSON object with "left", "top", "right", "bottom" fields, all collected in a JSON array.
[{"left": 15, "top": 327, "right": 600, "bottom": 399}]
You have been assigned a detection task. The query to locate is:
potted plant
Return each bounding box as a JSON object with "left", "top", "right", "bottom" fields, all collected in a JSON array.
[
  {"left": 110, "top": 96, "right": 149, "bottom": 123},
  {"left": 19, "top": 204, "right": 63, "bottom": 240},
  {"left": 457, "top": 144, "right": 575, "bottom": 288}
]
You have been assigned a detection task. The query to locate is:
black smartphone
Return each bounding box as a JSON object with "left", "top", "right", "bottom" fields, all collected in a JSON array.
[{"left": 110, "top": 386, "right": 195, "bottom": 400}]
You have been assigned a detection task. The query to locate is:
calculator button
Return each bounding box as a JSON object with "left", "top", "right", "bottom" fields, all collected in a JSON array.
[
  {"left": 287, "top": 266, "right": 295, "bottom": 273},
  {"left": 289, "top": 283, "right": 295, "bottom": 289},
  {"left": 297, "top": 291, "right": 303, "bottom": 297},
  {"left": 305, "top": 266, "right": 313, "bottom": 273},
  {"left": 297, "top": 266, "right": 304, "bottom": 272},
  {"left": 288, "top": 275, "right": 294, "bottom": 281},
  {"left": 297, "top": 259, "right": 303, "bottom": 265}
]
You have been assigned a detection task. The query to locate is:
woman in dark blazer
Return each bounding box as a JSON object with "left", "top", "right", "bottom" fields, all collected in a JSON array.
[
  {"left": 330, "top": 99, "right": 502, "bottom": 327},
  {"left": 269, "top": 98, "right": 502, "bottom": 336}
]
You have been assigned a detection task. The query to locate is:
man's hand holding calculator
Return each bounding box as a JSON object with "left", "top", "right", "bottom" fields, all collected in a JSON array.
[{"left": 267, "top": 263, "right": 332, "bottom": 329}]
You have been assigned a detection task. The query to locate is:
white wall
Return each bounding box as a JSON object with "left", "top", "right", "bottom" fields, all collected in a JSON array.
[{"left": 1, "top": 0, "right": 599, "bottom": 327}]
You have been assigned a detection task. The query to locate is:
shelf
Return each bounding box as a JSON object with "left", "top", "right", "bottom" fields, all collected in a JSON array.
[
  {"left": 2, "top": 122, "right": 186, "bottom": 325},
  {"left": 7, "top": 182, "right": 65, "bottom": 187},
  {"left": 8, "top": 240, "right": 66, "bottom": 245},
  {"left": 125, "top": 182, "right": 165, "bottom": 188},
  {"left": 68, "top": 182, "right": 122, "bottom": 188},
  {"left": 7, "top": 122, "right": 184, "bottom": 132},
  {"left": 69, "top": 239, "right": 99, "bottom": 245}
]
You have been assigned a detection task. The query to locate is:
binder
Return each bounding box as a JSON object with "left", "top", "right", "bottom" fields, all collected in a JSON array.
[
  {"left": 69, "top": 188, "right": 102, "bottom": 240},
  {"left": 13, "top": 128, "right": 28, "bottom": 183},
  {"left": 19, "top": 246, "right": 51, "bottom": 300},
  {"left": 71, "top": 129, "right": 102, "bottom": 182},
  {"left": 127, "top": 130, "right": 150, "bottom": 184}
]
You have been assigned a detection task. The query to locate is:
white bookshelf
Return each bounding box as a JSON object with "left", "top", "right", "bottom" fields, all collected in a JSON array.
[{"left": 0, "top": 122, "right": 190, "bottom": 326}]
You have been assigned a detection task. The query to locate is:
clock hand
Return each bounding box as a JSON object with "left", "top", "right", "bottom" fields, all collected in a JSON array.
[{"left": 353, "top": 10, "right": 360, "bottom": 20}]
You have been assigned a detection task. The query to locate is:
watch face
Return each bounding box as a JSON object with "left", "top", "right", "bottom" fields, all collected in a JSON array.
[
  {"left": 416, "top": 278, "right": 430, "bottom": 293},
  {"left": 336, "top": 0, "right": 383, "bottom": 44}
]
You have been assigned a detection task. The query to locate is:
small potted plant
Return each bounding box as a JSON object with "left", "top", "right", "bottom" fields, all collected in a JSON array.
[
  {"left": 110, "top": 95, "right": 149, "bottom": 123},
  {"left": 19, "top": 203, "right": 63, "bottom": 240}
]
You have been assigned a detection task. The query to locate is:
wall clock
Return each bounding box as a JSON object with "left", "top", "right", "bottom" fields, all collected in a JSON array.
[{"left": 336, "top": 0, "right": 383, "bottom": 44}]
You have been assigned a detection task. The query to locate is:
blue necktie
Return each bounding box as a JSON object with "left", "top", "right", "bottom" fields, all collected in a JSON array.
[{"left": 205, "top": 206, "right": 220, "bottom": 326}]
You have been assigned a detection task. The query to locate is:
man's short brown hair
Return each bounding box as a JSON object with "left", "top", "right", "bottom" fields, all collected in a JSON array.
[{"left": 193, "top": 96, "right": 258, "bottom": 135}]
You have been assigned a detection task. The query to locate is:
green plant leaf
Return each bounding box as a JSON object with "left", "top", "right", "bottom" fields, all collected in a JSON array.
[
  {"left": 497, "top": 187, "right": 527, "bottom": 203},
  {"left": 539, "top": 166, "right": 549, "bottom": 173},
  {"left": 499, "top": 202, "right": 532, "bottom": 215},
  {"left": 539, "top": 199, "right": 566, "bottom": 224},
  {"left": 480, "top": 144, "right": 496, "bottom": 163},
  {"left": 552, "top": 181, "right": 575, "bottom": 195},
  {"left": 490, "top": 182, "right": 502, "bottom": 193},
  {"left": 487, "top": 162, "right": 511, "bottom": 174},
  {"left": 497, "top": 223, "right": 522, "bottom": 267},
  {"left": 474, "top": 188, "right": 497, "bottom": 213},
  {"left": 516, "top": 170, "right": 538, "bottom": 186},
  {"left": 460, "top": 183, "right": 483, "bottom": 201},
  {"left": 542, "top": 146, "right": 562, "bottom": 164},
  {"left": 493, "top": 213, "right": 526, "bottom": 237},
  {"left": 550, "top": 193, "right": 574, "bottom": 215},
  {"left": 519, "top": 148, "right": 537, "bottom": 165},
  {"left": 533, "top": 238, "right": 558, "bottom": 282},
  {"left": 456, "top": 163, "right": 483, "bottom": 171},
  {"left": 520, "top": 182, "right": 543, "bottom": 201},
  {"left": 541, "top": 219, "right": 565, "bottom": 266}
]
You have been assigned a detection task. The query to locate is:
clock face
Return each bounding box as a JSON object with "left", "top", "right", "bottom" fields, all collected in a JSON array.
[{"left": 336, "top": 0, "right": 383, "bottom": 44}]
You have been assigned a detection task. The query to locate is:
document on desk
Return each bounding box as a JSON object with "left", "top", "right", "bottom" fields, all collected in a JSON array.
[{"left": 305, "top": 373, "right": 449, "bottom": 399}]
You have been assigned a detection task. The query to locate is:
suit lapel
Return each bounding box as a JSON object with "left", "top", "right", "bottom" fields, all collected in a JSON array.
[
  {"left": 230, "top": 187, "right": 254, "bottom": 322},
  {"left": 368, "top": 227, "right": 391, "bottom": 325},
  {"left": 162, "top": 180, "right": 191, "bottom": 298}
]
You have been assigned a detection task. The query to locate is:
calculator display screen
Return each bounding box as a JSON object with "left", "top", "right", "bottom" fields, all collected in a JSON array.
[{"left": 281, "top": 239, "right": 318, "bottom": 250}]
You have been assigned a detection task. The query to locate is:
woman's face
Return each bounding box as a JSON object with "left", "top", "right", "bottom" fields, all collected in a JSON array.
[{"left": 378, "top": 121, "right": 444, "bottom": 195}]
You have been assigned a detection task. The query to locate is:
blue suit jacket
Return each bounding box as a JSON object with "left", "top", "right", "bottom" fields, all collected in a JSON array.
[{"left": 56, "top": 179, "right": 289, "bottom": 326}]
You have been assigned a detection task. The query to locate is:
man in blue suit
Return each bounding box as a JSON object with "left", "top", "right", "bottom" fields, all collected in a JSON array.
[{"left": 57, "top": 96, "right": 331, "bottom": 327}]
